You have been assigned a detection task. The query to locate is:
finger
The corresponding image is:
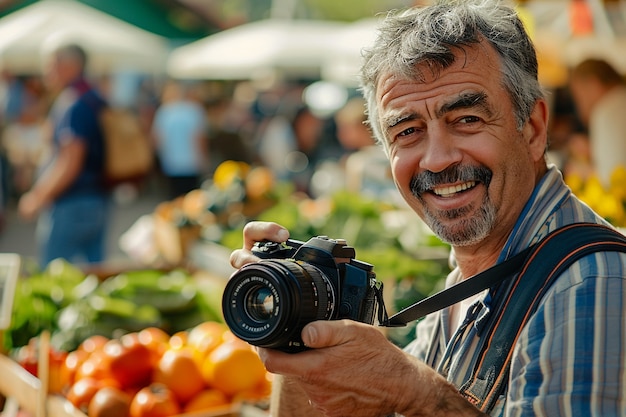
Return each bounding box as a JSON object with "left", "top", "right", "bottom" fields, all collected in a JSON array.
[
  {"left": 229, "top": 248, "right": 259, "bottom": 269},
  {"left": 242, "top": 221, "right": 289, "bottom": 249},
  {"left": 301, "top": 320, "right": 361, "bottom": 349},
  {"left": 257, "top": 347, "right": 306, "bottom": 376}
]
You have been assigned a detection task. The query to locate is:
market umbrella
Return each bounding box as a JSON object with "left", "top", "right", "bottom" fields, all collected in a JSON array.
[
  {"left": 0, "top": 0, "right": 169, "bottom": 75},
  {"left": 320, "top": 18, "right": 381, "bottom": 87},
  {"left": 166, "top": 18, "right": 346, "bottom": 80}
]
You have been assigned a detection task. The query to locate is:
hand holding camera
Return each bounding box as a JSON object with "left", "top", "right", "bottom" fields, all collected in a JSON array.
[{"left": 222, "top": 233, "right": 387, "bottom": 352}]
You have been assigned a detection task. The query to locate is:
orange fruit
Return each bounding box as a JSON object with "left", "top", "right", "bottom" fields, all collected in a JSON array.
[
  {"left": 245, "top": 166, "right": 274, "bottom": 200},
  {"left": 77, "top": 335, "right": 107, "bottom": 352},
  {"left": 153, "top": 347, "right": 205, "bottom": 404},
  {"left": 232, "top": 373, "right": 273, "bottom": 404},
  {"left": 75, "top": 349, "right": 113, "bottom": 382},
  {"left": 201, "top": 340, "right": 267, "bottom": 396},
  {"left": 61, "top": 349, "right": 89, "bottom": 387},
  {"left": 187, "top": 321, "right": 227, "bottom": 365},
  {"left": 48, "top": 349, "right": 69, "bottom": 394},
  {"left": 183, "top": 388, "right": 230, "bottom": 413},
  {"left": 168, "top": 331, "right": 188, "bottom": 350},
  {"left": 221, "top": 329, "right": 245, "bottom": 344},
  {"left": 78, "top": 335, "right": 110, "bottom": 355},
  {"left": 182, "top": 189, "right": 209, "bottom": 221}
]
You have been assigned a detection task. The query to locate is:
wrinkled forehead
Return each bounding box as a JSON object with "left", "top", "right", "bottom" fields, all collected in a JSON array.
[{"left": 375, "top": 40, "right": 503, "bottom": 101}]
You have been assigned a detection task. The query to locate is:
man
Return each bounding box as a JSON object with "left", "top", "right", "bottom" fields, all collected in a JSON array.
[
  {"left": 151, "top": 80, "right": 208, "bottom": 199},
  {"left": 18, "top": 44, "right": 109, "bottom": 267},
  {"left": 569, "top": 58, "right": 626, "bottom": 186},
  {"left": 230, "top": 1, "right": 626, "bottom": 416}
]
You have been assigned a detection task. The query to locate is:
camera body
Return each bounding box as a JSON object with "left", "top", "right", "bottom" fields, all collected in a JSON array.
[{"left": 222, "top": 236, "right": 383, "bottom": 352}]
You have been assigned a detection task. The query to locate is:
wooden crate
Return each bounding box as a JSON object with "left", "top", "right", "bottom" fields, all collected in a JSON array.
[{"left": 0, "top": 353, "right": 87, "bottom": 417}]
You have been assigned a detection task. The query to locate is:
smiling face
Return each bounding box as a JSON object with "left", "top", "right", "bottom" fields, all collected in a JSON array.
[{"left": 376, "top": 41, "right": 548, "bottom": 250}]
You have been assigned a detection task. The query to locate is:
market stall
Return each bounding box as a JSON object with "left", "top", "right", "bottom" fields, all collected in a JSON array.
[{"left": 0, "top": 158, "right": 452, "bottom": 417}]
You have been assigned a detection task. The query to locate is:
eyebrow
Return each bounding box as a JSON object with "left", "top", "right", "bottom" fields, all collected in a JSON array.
[
  {"left": 436, "top": 91, "right": 491, "bottom": 118},
  {"left": 383, "top": 112, "right": 418, "bottom": 131},
  {"left": 381, "top": 91, "right": 492, "bottom": 136}
]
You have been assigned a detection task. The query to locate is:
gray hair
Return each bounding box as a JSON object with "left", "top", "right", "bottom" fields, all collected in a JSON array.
[{"left": 359, "top": 0, "right": 545, "bottom": 145}]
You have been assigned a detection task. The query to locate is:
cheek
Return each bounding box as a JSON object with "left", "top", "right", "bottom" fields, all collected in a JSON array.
[
  {"left": 389, "top": 150, "right": 418, "bottom": 193},
  {"left": 491, "top": 146, "right": 534, "bottom": 204}
]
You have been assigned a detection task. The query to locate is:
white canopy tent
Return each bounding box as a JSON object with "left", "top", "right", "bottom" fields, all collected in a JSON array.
[
  {"left": 320, "top": 18, "right": 381, "bottom": 88},
  {"left": 166, "top": 18, "right": 346, "bottom": 80},
  {"left": 321, "top": 2, "right": 626, "bottom": 89},
  {"left": 0, "top": 0, "right": 169, "bottom": 75}
]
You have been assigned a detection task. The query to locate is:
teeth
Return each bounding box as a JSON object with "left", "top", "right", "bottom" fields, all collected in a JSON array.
[{"left": 433, "top": 181, "right": 476, "bottom": 197}]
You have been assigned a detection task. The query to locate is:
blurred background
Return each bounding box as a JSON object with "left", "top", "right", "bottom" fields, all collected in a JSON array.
[
  {"left": 0, "top": 0, "right": 624, "bottom": 265},
  {"left": 1, "top": 1, "right": 626, "bottom": 407}
]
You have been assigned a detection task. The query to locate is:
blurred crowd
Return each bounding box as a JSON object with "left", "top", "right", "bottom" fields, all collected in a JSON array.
[
  {"left": 0, "top": 70, "right": 397, "bottom": 209},
  {"left": 0, "top": 55, "right": 624, "bottom": 233}
]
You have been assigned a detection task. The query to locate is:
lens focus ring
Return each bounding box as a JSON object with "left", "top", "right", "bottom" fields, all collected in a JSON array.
[{"left": 222, "top": 258, "right": 336, "bottom": 350}]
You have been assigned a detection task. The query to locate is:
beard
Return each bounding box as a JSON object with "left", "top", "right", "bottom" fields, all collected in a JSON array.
[{"left": 410, "top": 165, "right": 496, "bottom": 246}]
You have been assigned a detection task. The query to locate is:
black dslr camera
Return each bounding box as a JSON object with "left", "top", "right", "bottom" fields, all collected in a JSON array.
[{"left": 222, "top": 236, "right": 386, "bottom": 352}]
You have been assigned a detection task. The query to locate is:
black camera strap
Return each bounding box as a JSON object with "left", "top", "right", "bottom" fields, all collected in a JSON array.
[
  {"left": 381, "top": 223, "right": 626, "bottom": 327},
  {"left": 381, "top": 244, "right": 533, "bottom": 327}
]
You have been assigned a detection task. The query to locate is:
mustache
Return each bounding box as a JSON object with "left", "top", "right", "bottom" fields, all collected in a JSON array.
[{"left": 410, "top": 165, "right": 493, "bottom": 196}]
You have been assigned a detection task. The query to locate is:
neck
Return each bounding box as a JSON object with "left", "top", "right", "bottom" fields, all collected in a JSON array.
[{"left": 453, "top": 234, "right": 509, "bottom": 279}]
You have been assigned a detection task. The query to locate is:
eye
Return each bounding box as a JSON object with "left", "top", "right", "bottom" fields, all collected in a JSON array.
[
  {"left": 457, "top": 115, "right": 481, "bottom": 124},
  {"left": 398, "top": 127, "right": 417, "bottom": 136},
  {"left": 391, "top": 125, "right": 424, "bottom": 147}
]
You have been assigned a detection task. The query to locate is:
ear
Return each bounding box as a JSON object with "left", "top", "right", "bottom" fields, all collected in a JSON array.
[{"left": 524, "top": 98, "right": 549, "bottom": 162}]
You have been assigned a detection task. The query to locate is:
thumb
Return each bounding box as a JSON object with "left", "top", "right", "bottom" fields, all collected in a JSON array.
[{"left": 302, "top": 320, "right": 354, "bottom": 349}]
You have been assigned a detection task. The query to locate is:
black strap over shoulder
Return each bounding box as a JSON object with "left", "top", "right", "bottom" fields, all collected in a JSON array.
[
  {"left": 457, "top": 223, "right": 626, "bottom": 412},
  {"left": 383, "top": 244, "right": 535, "bottom": 327}
]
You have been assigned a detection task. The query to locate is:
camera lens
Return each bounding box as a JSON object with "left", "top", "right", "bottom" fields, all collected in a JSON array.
[
  {"left": 222, "top": 259, "right": 336, "bottom": 351},
  {"left": 245, "top": 286, "right": 275, "bottom": 321}
]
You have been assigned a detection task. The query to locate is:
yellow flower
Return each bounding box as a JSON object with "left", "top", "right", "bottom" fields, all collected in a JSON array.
[
  {"left": 610, "top": 165, "right": 626, "bottom": 202},
  {"left": 564, "top": 172, "right": 584, "bottom": 195},
  {"left": 596, "top": 193, "right": 626, "bottom": 227},
  {"left": 579, "top": 175, "right": 605, "bottom": 211},
  {"left": 213, "top": 160, "right": 250, "bottom": 190}
]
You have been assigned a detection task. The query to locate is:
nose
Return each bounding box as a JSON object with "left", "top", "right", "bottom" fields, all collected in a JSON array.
[{"left": 419, "top": 128, "right": 463, "bottom": 173}]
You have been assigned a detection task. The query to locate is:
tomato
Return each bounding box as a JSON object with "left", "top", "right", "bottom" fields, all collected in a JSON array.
[
  {"left": 15, "top": 341, "right": 38, "bottom": 376},
  {"left": 137, "top": 327, "right": 170, "bottom": 367},
  {"left": 102, "top": 334, "right": 153, "bottom": 389},
  {"left": 129, "top": 383, "right": 181, "bottom": 417},
  {"left": 66, "top": 378, "right": 105, "bottom": 413},
  {"left": 88, "top": 386, "right": 132, "bottom": 417}
]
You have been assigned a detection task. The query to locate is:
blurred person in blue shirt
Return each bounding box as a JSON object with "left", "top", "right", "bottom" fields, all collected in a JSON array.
[
  {"left": 18, "top": 43, "right": 110, "bottom": 268},
  {"left": 151, "top": 81, "right": 208, "bottom": 199}
]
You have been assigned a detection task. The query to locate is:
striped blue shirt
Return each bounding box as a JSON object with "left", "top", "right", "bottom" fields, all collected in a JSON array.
[{"left": 403, "top": 165, "right": 626, "bottom": 416}]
